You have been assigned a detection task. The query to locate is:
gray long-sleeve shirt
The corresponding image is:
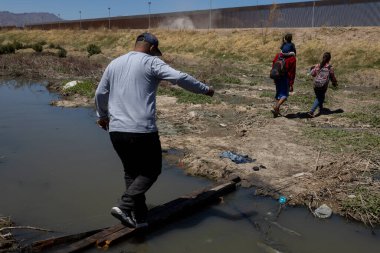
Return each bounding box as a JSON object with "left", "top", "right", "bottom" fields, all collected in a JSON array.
[{"left": 95, "top": 51, "right": 210, "bottom": 133}]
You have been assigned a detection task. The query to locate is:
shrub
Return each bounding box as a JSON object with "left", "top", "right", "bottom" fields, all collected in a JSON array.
[
  {"left": 57, "top": 47, "right": 67, "bottom": 58},
  {"left": 37, "top": 40, "right": 47, "bottom": 46},
  {"left": 22, "top": 43, "right": 32, "bottom": 49},
  {"left": 32, "top": 43, "right": 43, "bottom": 53},
  {"left": 0, "top": 43, "right": 15, "bottom": 54},
  {"left": 48, "top": 43, "right": 56, "bottom": 49},
  {"left": 87, "top": 44, "right": 101, "bottom": 57},
  {"left": 12, "top": 41, "right": 23, "bottom": 50}
]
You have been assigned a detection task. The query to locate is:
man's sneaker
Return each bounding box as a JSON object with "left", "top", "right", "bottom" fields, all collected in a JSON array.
[
  {"left": 110, "top": 207, "right": 136, "bottom": 228},
  {"left": 131, "top": 212, "right": 148, "bottom": 228}
]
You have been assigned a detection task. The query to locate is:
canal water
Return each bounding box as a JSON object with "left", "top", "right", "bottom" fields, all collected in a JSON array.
[{"left": 0, "top": 80, "right": 379, "bottom": 253}]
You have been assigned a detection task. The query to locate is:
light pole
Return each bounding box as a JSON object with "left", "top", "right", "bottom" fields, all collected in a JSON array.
[
  {"left": 209, "top": 0, "right": 212, "bottom": 30},
  {"left": 79, "top": 10, "right": 82, "bottom": 29},
  {"left": 108, "top": 7, "right": 111, "bottom": 30},
  {"left": 148, "top": 1, "right": 151, "bottom": 30},
  {"left": 311, "top": 1, "right": 315, "bottom": 28}
]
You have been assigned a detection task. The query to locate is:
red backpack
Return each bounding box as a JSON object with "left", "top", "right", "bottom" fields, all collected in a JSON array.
[{"left": 314, "top": 65, "right": 331, "bottom": 88}]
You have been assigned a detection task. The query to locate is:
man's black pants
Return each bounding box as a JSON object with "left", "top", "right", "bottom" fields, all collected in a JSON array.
[{"left": 109, "top": 131, "right": 162, "bottom": 220}]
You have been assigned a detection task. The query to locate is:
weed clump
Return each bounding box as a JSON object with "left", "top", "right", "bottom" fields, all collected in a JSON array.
[
  {"left": 12, "top": 41, "right": 23, "bottom": 50},
  {"left": 158, "top": 85, "right": 214, "bottom": 104},
  {"left": 64, "top": 80, "right": 96, "bottom": 98},
  {"left": 342, "top": 186, "right": 380, "bottom": 226},
  {"left": 87, "top": 44, "right": 101, "bottom": 57},
  {"left": 32, "top": 43, "right": 43, "bottom": 53},
  {"left": 57, "top": 47, "right": 67, "bottom": 58},
  {"left": 0, "top": 43, "right": 15, "bottom": 54}
]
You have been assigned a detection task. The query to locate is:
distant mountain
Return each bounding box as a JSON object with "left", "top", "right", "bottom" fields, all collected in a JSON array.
[{"left": 0, "top": 11, "right": 62, "bottom": 27}]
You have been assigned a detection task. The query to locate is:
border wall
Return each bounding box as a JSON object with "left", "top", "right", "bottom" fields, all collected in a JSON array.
[{"left": 25, "top": 0, "right": 380, "bottom": 30}]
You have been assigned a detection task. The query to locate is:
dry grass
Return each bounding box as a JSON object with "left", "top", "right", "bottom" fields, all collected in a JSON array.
[
  {"left": 1, "top": 27, "right": 378, "bottom": 78},
  {"left": 294, "top": 156, "right": 380, "bottom": 227}
]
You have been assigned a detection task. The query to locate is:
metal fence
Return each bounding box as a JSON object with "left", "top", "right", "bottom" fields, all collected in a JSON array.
[{"left": 26, "top": 0, "right": 380, "bottom": 30}]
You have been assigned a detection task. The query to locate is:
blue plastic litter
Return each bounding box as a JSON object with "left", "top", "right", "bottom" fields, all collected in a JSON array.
[
  {"left": 278, "top": 196, "right": 287, "bottom": 204},
  {"left": 220, "top": 151, "right": 254, "bottom": 164}
]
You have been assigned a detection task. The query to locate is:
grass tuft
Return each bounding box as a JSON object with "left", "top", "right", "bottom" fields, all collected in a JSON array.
[
  {"left": 303, "top": 127, "right": 380, "bottom": 154},
  {"left": 64, "top": 80, "right": 96, "bottom": 98},
  {"left": 342, "top": 186, "right": 380, "bottom": 226},
  {"left": 158, "top": 86, "right": 214, "bottom": 104}
]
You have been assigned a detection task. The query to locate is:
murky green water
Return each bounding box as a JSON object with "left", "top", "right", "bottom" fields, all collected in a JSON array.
[{"left": 0, "top": 81, "right": 379, "bottom": 253}]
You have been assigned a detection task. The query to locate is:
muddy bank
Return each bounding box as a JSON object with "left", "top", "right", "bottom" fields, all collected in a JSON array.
[{"left": 0, "top": 217, "right": 17, "bottom": 252}]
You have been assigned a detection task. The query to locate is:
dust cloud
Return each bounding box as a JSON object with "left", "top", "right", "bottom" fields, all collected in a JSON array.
[{"left": 158, "top": 16, "right": 195, "bottom": 29}]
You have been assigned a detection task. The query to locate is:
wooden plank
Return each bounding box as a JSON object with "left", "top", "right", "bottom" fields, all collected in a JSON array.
[
  {"left": 31, "top": 177, "right": 240, "bottom": 253},
  {"left": 52, "top": 224, "right": 125, "bottom": 253},
  {"left": 97, "top": 177, "right": 241, "bottom": 248},
  {"left": 24, "top": 228, "right": 102, "bottom": 252}
]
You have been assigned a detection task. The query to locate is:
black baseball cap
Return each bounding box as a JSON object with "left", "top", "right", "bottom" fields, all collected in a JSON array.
[{"left": 136, "top": 32, "right": 162, "bottom": 56}]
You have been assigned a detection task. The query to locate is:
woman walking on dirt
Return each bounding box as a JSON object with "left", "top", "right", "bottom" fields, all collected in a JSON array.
[
  {"left": 271, "top": 50, "right": 296, "bottom": 117},
  {"left": 308, "top": 52, "right": 338, "bottom": 117}
]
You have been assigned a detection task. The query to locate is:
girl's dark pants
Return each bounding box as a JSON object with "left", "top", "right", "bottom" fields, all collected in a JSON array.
[
  {"left": 310, "top": 87, "right": 328, "bottom": 113},
  {"left": 109, "top": 131, "right": 162, "bottom": 220}
]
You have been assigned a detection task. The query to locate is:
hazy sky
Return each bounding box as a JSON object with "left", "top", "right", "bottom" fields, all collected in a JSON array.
[{"left": 1, "top": 0, "right": 316, "bottom": 20}]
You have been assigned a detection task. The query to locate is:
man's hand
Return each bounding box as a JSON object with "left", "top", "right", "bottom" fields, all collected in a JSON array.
[
  {"left": 97, "top": 118, "right": 109, "bottom": 131},
  {"left": 205, "top": 86, "right": 215, "bottom": 97},
  {"left": 289, "top": 85, "right": 294, "bottom": 92}
]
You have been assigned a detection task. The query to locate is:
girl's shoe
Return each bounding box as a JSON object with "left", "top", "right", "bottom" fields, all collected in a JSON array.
[{"left": 271, "top": 108, "right": 280, "bottom": 118}]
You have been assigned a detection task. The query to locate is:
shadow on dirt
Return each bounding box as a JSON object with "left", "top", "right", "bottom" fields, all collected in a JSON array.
[{"left": 285, "top": 108, "right": 344, "bottom": 119}]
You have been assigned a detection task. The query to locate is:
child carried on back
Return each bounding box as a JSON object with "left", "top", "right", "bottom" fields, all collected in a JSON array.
[{"left": 280, "top": 33, "right": 296, "bottom": 57}]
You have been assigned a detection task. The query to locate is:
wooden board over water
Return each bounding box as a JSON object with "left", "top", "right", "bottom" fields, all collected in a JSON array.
[{"left": 25, "top": 177, "right": 240, "bottom": 253}]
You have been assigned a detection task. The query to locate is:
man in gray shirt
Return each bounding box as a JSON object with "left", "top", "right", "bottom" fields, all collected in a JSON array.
[{"left": 95, "top": 32, "right": 214, "bottom": 228}]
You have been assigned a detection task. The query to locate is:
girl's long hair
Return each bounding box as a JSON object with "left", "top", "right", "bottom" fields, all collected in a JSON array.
[{"left": 320, "top": 52, "right": 331, "bottom": 68}]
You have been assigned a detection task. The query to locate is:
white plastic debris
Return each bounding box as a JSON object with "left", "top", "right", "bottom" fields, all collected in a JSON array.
[
  {"left": 314, "top": 204, "right": 332, "bottom": 219},
  {"left": 63, "top": 80, "right": 79, "bottom": 90},
  {"left": 188, "top": 111, "right": 197, "bottom": 118},
  {"left": 293, "top": 172, "right": 312, "bottom": 178}
]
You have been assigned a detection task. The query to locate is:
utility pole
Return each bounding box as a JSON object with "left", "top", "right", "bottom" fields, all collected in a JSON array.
[
  {"left": 312, "top": 1, "right": 315, "bottom": 28},
  {"left": 108, "top": 7, "right": 111, "bottom": 30},
  {"left": 79, "top": 10, "right": 82, "bottom": 29},
  {"left": 148, "top": 1, "right": 151, "bottom": 30},
  {"left": 209, "top": 0, "right": 212, "bottom": 30}
]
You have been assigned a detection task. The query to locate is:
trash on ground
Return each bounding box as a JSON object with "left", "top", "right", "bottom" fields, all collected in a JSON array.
[
  {"left": 63, "top": 80, "right": 79, "bottom": 90},
  {"left": 220, "top": 151, "right": 254, "bottom": 164},
  {"left": 293, "top": 172, "right": 312, "bottom": 178},
  {"left": 278, "top": 196, "right": 287, "bottom": 204},
  {"left": 314, "top": 204, "right": 332, "bottom": 218}
]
